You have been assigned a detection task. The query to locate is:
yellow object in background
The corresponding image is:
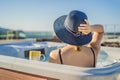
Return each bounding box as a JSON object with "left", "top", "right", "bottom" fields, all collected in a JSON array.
[
  {"left": 29, "top": 51, "right": 41, "bottom": 61},
  {"left": 29, "top": 51, "right": 45, "bottom": 61},
  {"left": 29, "top": 51, "right": 41, "bottom": 57}
]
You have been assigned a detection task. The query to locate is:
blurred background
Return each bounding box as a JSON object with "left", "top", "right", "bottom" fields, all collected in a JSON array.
[{"left": 0, "top": 0, "right": 120, "bottom": 47}]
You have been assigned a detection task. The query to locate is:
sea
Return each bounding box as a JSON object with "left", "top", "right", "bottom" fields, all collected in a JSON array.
[
  {"left": 25, "top": 31, "right": 120, "bottom": 39},
  {"left": 25, "top": 31, "right": 54, "bottom": 39}
]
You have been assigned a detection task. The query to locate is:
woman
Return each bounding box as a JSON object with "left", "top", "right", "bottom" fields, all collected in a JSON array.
[{"left": 49, "top": 10, "right": 104, "bottom": 67}]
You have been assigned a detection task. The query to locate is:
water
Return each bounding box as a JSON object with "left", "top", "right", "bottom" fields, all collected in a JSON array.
[
  {"left": 0, "top": 41, "right": 118, "bottom": 67},
  {"left": 0, "top": 42, "right": 65, "bottom": 61},
  {"left": 96, "top": 50, "right": 114, "bottom": 67}
]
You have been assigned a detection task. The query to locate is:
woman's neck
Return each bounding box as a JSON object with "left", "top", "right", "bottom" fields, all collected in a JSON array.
[{"left": 67, "top": 45, "right": 83, "bottom": 51}]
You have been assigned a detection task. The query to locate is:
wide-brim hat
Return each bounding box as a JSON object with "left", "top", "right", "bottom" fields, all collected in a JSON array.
[{"left": 54, "top": 10, "right": 92, "bottom": 46}]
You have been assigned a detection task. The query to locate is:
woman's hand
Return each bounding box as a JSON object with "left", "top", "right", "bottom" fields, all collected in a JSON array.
[{"left": 78, "top": 19, "right": 92, "bottom": 35}]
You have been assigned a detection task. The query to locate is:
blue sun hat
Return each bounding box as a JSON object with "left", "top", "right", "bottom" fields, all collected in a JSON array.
[{"left": 54, "top": 10, "right": 92, "bottom": 46}]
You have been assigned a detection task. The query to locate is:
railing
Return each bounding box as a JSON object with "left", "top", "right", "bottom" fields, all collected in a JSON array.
[{"left": 101, "top": 24, "right": 120, "bottom": 47}]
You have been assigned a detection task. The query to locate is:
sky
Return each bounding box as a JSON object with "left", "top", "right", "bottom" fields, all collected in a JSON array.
[{"left": 0, "top": 0, "right": 120, "bottom": 32}]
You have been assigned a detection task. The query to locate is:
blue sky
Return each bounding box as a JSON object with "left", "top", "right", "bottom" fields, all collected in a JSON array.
[{"left": 0, "top": 0, "right": 120, "bottom": 32}]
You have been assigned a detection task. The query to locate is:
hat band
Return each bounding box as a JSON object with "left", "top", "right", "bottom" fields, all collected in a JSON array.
[{"left": 64, "top": 23, "right": 82, "bottom": 37}]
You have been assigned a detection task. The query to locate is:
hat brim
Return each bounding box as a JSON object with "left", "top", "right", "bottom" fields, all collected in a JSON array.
[{"left": 54, "top": 15, "right": 92, "bottom": 46}]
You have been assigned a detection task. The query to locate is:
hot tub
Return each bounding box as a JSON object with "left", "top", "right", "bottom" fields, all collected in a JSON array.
[{"left": 0, "top": 41, "right": 120, "bottom": 80}]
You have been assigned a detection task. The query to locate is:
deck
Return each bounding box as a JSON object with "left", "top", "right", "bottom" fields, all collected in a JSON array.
[{"left": 0, "top": 68, "right": 58, "bottom": 80}]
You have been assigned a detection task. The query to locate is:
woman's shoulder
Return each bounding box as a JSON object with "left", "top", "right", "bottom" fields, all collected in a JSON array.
[
  {"left": 49, "top": 49, "right": 60, "bottom": 59},
  {"left": 87, "top": 42, "right": 101, "bottom": 54},
  {"left": 50, "top": 46, "right": 68, "bottom": 58}
]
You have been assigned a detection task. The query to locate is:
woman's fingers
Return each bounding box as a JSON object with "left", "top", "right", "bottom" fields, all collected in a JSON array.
[
  {"left": 78, "top": 19, "right": 91, "bottom": 35},
  {"left": 78, "top": 29, "right": 90, "bottom": 34},
  {"left": 78, "top": 26, "right": 89, "bottom": 33},
  {"left": 80, "top": 24, "right": 87, "bottom": 27},
  {"left": 79, "top": 19, "right": 89, "bottom": 27},
  {"left": 78, "top": 29, "right": 89, "bottom": 32},
  {"left": 84, "top": 19, "right": 89, "bottom": 25},
  {"left": 78, "top": 27, "right": 87, "bottom": 30}
]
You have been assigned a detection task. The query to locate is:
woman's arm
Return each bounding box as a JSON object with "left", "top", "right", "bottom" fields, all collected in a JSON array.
[
  {"left": 78, "top": 20, "right": 104, "bottom": 54},
  {"left": 88, "top": 24, "right": 104, "bottom": 54}
]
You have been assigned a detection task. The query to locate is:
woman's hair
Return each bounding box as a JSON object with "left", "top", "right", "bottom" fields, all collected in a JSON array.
[{"left": 76, "top": 46, "right": 82, "bottom": 51}]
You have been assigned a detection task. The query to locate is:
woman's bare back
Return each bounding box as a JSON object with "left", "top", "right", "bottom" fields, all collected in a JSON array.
[{"left": 49, "top": 45, "right": 96, "bottom": 67}]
